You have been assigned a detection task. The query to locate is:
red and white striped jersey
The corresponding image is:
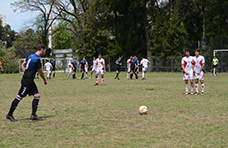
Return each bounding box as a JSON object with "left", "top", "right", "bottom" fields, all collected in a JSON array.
[
  {"left": 96, "top": 58, "right": 105, "bottom": 69},
  {"left": 193, "top": 55, "right": 205, "bottom": 72},
  {"left": 181, "top": 56, "right": 194, "bottom": 73}
]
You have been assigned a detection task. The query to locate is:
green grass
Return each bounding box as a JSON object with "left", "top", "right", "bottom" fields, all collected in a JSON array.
[{"left": 0, "top": 72, "right": 228, "bottom": 147}]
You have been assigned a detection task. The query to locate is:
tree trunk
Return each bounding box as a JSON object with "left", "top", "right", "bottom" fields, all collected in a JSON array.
[{"left": 142, "top": 7, "right": 153, "bottom": 72}]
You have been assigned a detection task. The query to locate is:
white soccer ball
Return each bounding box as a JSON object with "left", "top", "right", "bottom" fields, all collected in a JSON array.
[{"left": 139, "top": 105, "right": 148, "bottom": 115}]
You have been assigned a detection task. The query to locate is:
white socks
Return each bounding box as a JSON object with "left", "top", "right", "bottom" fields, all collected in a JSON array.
[
  {"left": 201, "top": 84, "right": 205, "bottom": 92},
  {"left": 195, "top": 84, "right": 198, "bottom": 93},
  {"left": 142, "top": 72, "right": 144, "bottom": 78},
  {"left": 185, "top": 86, "right": 188, "bottom": 92}
]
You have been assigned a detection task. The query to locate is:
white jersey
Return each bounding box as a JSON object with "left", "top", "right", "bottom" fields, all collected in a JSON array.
[
  {"left": 193, "top": 55, "right": 205, "bottom": 72},
  {"left": 45, "top": 63, "right": 52, "bottom": 71},
  {"left": 92, "top": 60, "right": 96, "bottom": 68},
  {"left": 96, "top": 58, "right": 105, "bottom": 69},
  {"left": 85, "top": 62, "right": 88, "bottom": 69},
  {"left": 68, "top": 62, "right": 73, "bottom": 72},
  {"left": 181, "top": 56, "right": 194, "bottom": 73},
  {"left": 127, "top": 59, "right": 131, "bottom": 68},
  {"left": 140, "top": 59, "right": 149, "bottom": 68}
]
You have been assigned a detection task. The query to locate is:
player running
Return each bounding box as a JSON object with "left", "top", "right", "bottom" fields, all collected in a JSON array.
[
  {"left": 181, "top": 49, "right": 194, "bottom": 95},
  {"left": 67, "top": 60, "right": 74, "bottom": 79},
  {"left": 89, "top": 57, "right": 96, "bottom": 79},
  {"left": 212, "top": 56, "right": 219, "bottom": 76},
  {"left": 44, "top": 60, "right": 53, "bottom": 79},
  {"left": 193, "top": 49, "right": 205, "bottom": 95},
  {"left": 72, "top": 58, "right": 77, "bottom": 79},
  {"left": 115, "top": 56, "right": 122, "bottom": 80},
  {"left": 6, "top": 44, "right": 47, "bottom": 121},
  {"left": 130, "top": 56, "right": 138, "bottom": 80},
  {"left": 126, "top": 56, "right": 132, "bottom": 80},
  {"left": 50, "top": 58, "right": 57, "bottom": 78},
  {"left": 95, "top": 54, "right": 106, "bottom": 86},
  {"left": 79, "top": 57, "right": 86, "bottom": 79},
  {"left": 85, "top": 59, "right": 89, "bottom": 79},
  {"left": 140, "top": 56, "right": 150, "bottom": 80}
]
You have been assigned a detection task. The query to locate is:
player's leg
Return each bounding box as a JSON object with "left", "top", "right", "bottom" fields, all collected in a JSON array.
[
  {"left": 50, "top": 70, "right": 52, "bottom": 78},
  {"left": 101, "top": 74, "right": 104, "bottom": 85},
  {"left": 134, "top": 71, "right": 138, "bottom": 79},
  {"left": 195, "top": 78, "right": 199, "bottom": 95},
  {"left": 30, "top": 83, "right": 42, "bottom": 120},
  {"left": 37, "top": 72, "right": 39, "bottom": 79},
  {"left": 86, "top": 72, "right": 88, "bottom": 79},
  {"left": 90, "top": 70, "right": 94, "bottom": 79},
  {"left": 115, "top": 70, "right": 118, "bottom": 79},
  {"left": 73, "top": 71, "right": 76, "bottom": 79},
  {"left": 127, "top": 68, "right": 130, "bottom": 80},
  {"left": 49, "top": 71, "right": 51, "bottom": 79},
  {"left": 95, "top": 70, "right": 99, "bottom": 85},
  {"left": 130, "top": 71, "right": 133, "bottom": 79},
  {"left": 184, "top": 80, "right": 188, "bottom": 94},
  {"left": 145, "top": 71, "right": 147, "bottom": 80},
  {"left": 200, "top": 80, "right": 204, "bottom": 95},
  {"left": 190, "top": 79, "right": 194, "bottom": 94},
  {"left": 53, "top": 70, "right": 56, "bottom": 78}
]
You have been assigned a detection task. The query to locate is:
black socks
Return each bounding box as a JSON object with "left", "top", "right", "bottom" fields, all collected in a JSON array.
[
  {"left": 32, "top": 98, "right": 40, "bottom": 116},
  {"left": 8, "top": 97, "right": 21, "bottom": 116}
]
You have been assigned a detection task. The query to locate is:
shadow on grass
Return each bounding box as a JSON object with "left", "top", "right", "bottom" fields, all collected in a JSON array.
[{"left": 20, "top": 115, "right": 55, "bottom": 121}]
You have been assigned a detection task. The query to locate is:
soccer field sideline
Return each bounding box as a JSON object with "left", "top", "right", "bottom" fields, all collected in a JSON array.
[{"left": 0, "top": 73, "right": 228, "bottom": 147}]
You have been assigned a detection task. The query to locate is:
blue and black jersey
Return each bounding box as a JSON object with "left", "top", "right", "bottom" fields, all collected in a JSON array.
[
  {"left": 130, "top": 59, "right": 137, "bottom": 69},
  {"left": 51, "top": 61, "right": 56, "bottom": 69},
  {"left": 23, "top": 54, "right": 41, "bottom": 81},
  {"left": 80, "top": 61, "right": 86, "bottom": 69},
  {"left": 72, "top": 61, "right": 77, "bottom": 69},
  {"left": 116, "top": 59, "right": 121, "bottom": 68}
]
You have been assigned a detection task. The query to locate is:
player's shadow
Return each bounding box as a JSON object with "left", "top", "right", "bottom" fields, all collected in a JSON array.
[{"left": 20, "top": 115, "right": 55, "bottom": 121}]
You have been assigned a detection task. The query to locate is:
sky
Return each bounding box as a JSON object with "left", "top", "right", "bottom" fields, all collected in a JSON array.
[{"left": 0, "top": 0, "right": 39, "bottom": 32}]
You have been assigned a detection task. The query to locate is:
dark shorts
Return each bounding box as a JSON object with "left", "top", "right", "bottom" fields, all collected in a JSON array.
[
  {"left": 81, "top": 68, "right": 85, "bottom": 72},
  {"left": 116, "top": 67, "right": 120, "bottom": 72},
  {"left": 73, "top": 69, "right": 76, "bottom": 72},
  {"left": 51, "top": 68, "right": 55, "bottom": 71},
  {"left": 212, "top": 64, "right": 218, "bottom": 68},
  {"left": 130, "top": 67, "right": 136, "bottom": 72},
  {"left": 18, "top": 79, "right": 39, "bottom": 97}
]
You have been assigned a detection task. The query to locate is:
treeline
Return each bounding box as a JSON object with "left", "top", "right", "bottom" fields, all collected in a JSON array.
[{"left": 1, "top": 0, "right": 228, "bottom": 72}]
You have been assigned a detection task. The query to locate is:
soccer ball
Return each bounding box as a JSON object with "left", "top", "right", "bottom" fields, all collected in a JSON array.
[{"left": 139, "top": 105, "right": 148, "bottom": 115}]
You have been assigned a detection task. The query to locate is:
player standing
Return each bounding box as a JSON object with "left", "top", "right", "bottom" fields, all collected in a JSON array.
[
  {"left": 130, "top": 56, "right": 138, "bottom": 80},
  {"left": 95, "top": 54, "right": 106, "bottom": 86},
  {"left": 181, "top": 49, "right": 194, "bottom": 95},
  {"left": 79, "top": 57, "right": 86, "bottom": 79},
  {"left": 85, "top": 59, "right": 89, "bottom": 79},
  {"left": 193, "top": 49, "right": 205, "bottom": 95},
  {"left": 135, "top": 56, "right": 140, "bottom": 79},
  {"left": 50, "top": 58, "right": 57, "bottom": 78},
  {"left": 140, "top": 56, "right": 150, "bottom": 80},
  {"left": 89, "top": 57, "right": 96, "bottom": 79},
  {"left": 72, "top": 58, "right": 77, "bottom": 79},
  {"left": 44, "top": 60, "right": 53, "bottom": 79},
  {"left": 212, "top": 56, "right": 219, "bottom": 76},
  {"left": 126, "top": 56, "right": 132, "bottom": 80},
  {"left": 67, "top": 60, "right": 74, "bottom": 79},
  {"left": 6, "top": 44, "right": 47, "bottom": 121},
  {"left": 115, "top": 56, "right": 122, "bottom": 80}
]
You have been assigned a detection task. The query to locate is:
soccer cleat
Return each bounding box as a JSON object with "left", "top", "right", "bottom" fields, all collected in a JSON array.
[
  {"left": 115, "top": 77, "right": 116, "bottom": 79},
  {"left": 185, "top": 92, "right": 188, "bottom": 95},
  {"left": 145, "top": 78, "right": 147, "bottom": 80},
  {"left": 201, "top": 92, "right": 204, "bottom": 95},
  {"left": 86, "top": 77, "right": 88, "bottom": 79},
  {"left": 6, "top": 114, "right": 18, "bottom": 122},
  {"left": 81, "top": 77, "right": 85, "bottom": 80},
  {"left": 191, "top": 91, "right": 194, "bottom": 95},
  {"left": 94, "top": 83, "right": 98, "bottom": 86},
  {"left": 195, "top": 92, "right": 199, "bottom": 95},
  {"left": 30, "top": 115, "right": 43, "bottom": 121},
  {"left": 118, "top": 77, "right": 120, "bottom": 80},
  {"left": 89, "top": 77, "right": 92, "bottom": 79}
]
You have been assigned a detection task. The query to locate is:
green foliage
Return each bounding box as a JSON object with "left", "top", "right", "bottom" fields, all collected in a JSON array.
[{"left": 0, "top": 46, "right": 19, "bottom": 73}]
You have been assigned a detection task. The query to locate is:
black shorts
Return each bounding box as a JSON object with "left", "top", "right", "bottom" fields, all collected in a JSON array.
[
  {"left": 130, "top": 67, "right": 136, "bottom": 72},
  {"left": 51, "top": 68, "right": 55, "bottom": 71},
  {"left": 73, "top": 69, "right": 76, "bottom": 72},
  {"left": 18, "top": 79, "right": 39, "bottom": 97},
  {"left": 212, "top": 65, "right": 218, "bottom": 68},
  {"left": 116, "top": 67, "right": 120, "bottom": 71},
  {"left": 81, "top": 68, "right": 85, "bottom": 72}
]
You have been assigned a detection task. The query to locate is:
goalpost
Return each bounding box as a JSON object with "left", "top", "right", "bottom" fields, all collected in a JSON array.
[{"left": 213, "top": 49, "right": 228, "bottom": 75}]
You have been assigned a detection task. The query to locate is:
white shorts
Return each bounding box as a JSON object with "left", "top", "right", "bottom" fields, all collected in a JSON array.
[
  {"left": 127, "top": 67, "right": 130, "bottom": 72},
  {"left": 183, "top": 71, "right": 193, "bottom": 80},
  {"left": 96, "top": 68, "right": 104, "bottom": 75},
  {"left": 142, "top": 67, "right": 148, "bottom": 72},
  {"left": 85, "top": 68, "right": 88, "bottom": 72},
  {"left": 69, "top": 69, "right": 73, "bottom": 73},
  {"left": 92, "top": 67, "right": 96, "bottom": 72},
  {"left": 194, "top": 71, "right": 204, "bottom": 80},
  {"left": 136, "top": 67, "right": 139, "bottom": 72},
  {"left": 46, "top": 70, "right": 51, "bottom": 74}
]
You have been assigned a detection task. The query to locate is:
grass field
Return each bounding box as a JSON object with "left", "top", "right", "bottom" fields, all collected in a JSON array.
[{"left": 0, "top": 72, "right": 228, "bottom": 147}]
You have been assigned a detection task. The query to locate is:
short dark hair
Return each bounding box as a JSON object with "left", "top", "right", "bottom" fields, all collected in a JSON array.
[
  {"left": 98, "top": 53, "right": 102, "bottom": 56},
  {"left": 37, "top": 44, "right": 47, "bottom": 51},
  {"left": 53, "top": 58, "right": 55, "bottom": 59},
  {"left": 142, "top": 55, "right": 145, "bottom": 58},
  {"left": 185, "top": 49, "right": 190, "bottom": 52},
  {"left": 46, "top": 59, "right": 49, "bottom": 62},
  {"left": 74, "top": 58, "right": 77, "bottom": 60},
  {"left": 195, "top": 48, "right": 200, "bottom": 53}
]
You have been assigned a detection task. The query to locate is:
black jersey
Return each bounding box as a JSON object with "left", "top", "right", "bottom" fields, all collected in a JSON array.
[
  {"left": 116, "top": 59, "right": 121, "bottom": 68},
  {"left": 23, "top": 54, "right": 41, "bottom": 81}
]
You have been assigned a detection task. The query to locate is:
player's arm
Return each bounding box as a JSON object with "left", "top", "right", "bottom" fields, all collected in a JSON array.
[
  {"left": 148, "top": 61, "right": 150, "bottom": 67},
  {"left": 38, "top": 68, "right": 47, "bottom": 85},
  {"left": 103, "top": 64, "right": 106, "bottom": 73},
  {"left": 21, "top": 60, "right": 27, "bottom": 73},
  {"left": 199, "top": 63, "right": 204, "bottom": 73},
  {"left": 182, "top": 64, "right": 188, "bottom": 75},
  {"left": 79, "top": 64, "right": 81, "bottom": 71}
]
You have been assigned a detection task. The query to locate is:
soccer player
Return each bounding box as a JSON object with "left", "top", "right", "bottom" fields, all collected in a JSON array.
[
  {"left": 67, "top": 60, "right": 73, "bottom": 79},
  {"left": 72, "top": 58, "right": 77, "bottom": 79},
  {"left": 95, "top": 53, "right": 106, "bottom": 86},
  {"left": 0, "top": 61, "right": 3, "bottom": 71},
  {"left": 85, "top": 59, "right": 89, "bottom": 79},
  {"left": 6, "top": 44, "right": 47, "bottom": 121},
  {"left": 44, "top": 60, "right": 53, "bottom": 79},
  {"left": 79, "top": 57, "right": 86, "bottom": 79},
  {"left": 140, "top": 56, "right": 150, "bottom": 80},
  {"left": 126, "top": 56, "right": 132, "bottom": 80},
  {"left": 90, "top": 57, "right": 96, "bottom": 79},
  {"left": 115, "top": 56, "right": 122, "bottom": 80},
  {"left": 193, "top": 49, "right": 205, "bottom": 95},
  {"left": 212, "top": 56, "right": 219, "bottom": 76},
  {"left": 50, "top": 58, "right": 57, "bottom": 78},
  {"left": 130, "top": 56, "right": 138, "bottom": 80},
  {"left": 135, "top": 56, "right": 140, "bottom": 79},
  {"left": 181, "top": 49, "right": 194, "bottom": 95}
]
